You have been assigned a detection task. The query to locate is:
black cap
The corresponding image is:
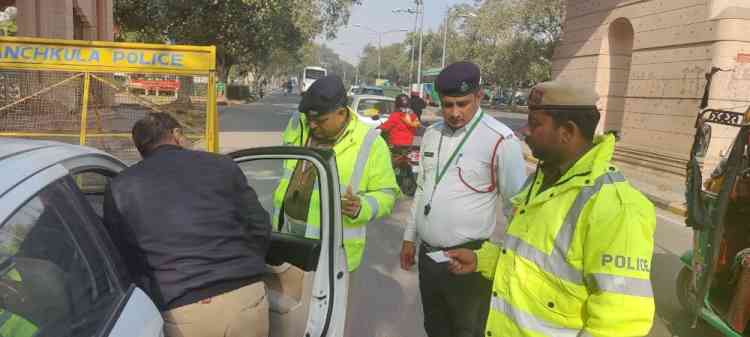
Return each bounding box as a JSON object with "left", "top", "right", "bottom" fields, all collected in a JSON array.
[
  {"left": 435, "top": 62, "right": 481, "bottom": 97},
  {"left": 299, "top": 75, "right": 347, "bottom": 117}
]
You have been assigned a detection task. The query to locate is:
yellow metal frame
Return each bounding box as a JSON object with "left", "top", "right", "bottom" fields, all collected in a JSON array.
[{"left": 0, "top": 36, "right": 219, "bottom": 152}]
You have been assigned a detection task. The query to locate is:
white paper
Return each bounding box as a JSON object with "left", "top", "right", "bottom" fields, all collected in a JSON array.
[{"left": 426, "top": 250, "right": 450, "bottom": 263}]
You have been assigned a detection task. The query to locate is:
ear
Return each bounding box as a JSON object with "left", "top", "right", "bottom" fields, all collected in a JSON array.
[{"left": 560, "top": 121, "right": 578, "bottom": 144}]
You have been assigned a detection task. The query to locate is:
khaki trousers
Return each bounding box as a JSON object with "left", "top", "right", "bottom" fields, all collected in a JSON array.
[{"left": 162, "top": 281, "right": 269, "bottom": 337}]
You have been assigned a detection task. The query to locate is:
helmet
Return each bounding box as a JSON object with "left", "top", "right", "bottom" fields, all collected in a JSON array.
[{"left": 395, "top": 94, "right": 410, "bottom": 110}]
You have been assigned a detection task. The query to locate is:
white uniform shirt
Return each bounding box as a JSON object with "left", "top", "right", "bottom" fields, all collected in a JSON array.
[{"left": 404, "top": 109, "right": 527, "bottom": 248}]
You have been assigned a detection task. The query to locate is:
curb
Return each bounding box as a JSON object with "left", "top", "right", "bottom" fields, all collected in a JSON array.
[{"left": 522, "top": 157, "right": 687, "bottom": 218}]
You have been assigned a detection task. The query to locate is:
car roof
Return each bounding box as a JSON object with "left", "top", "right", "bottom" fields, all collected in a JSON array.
[{"left": 0, "top": 138, "right": 121, "bottom": 197}]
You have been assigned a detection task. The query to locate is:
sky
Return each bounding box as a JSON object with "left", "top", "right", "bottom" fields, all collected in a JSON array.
[{"left": 324, "top": 0, "right": 473, "bottom": 65}]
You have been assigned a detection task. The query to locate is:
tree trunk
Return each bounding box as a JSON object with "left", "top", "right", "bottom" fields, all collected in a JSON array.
[{"left": 175, "top": 76, "right": 194, "bottom": 104}]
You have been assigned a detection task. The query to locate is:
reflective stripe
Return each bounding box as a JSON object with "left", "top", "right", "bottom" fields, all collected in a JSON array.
[
  {"left": 577, "top": 331, "right": 594, "bottom": 337},
  {"left": 504, "top": 235, "right": 583, "bottom": 284},
  {"left": 591, "top": 273, "right": 653, "bottom": 298},
  {"left": 380, "top": 188, "right": 398, "bottom": 197},
  {"left": 504, "top": 172, "right": 627, "bottom": 285},
  {"left": 305, "top": 225, "right": 321, "bottom": 239},
  {"left": 349, "top": 128, "right": 381, "bottom": 194},
  {"left": 490, "top": 296, "right": 580, "bottom": 337},
  {"left": 344, "top": 226, "right": 366, "bottom": 240},
  {"left": 364, "top": 195, "right": 379, "bottom": 221},
  {"left": 290, "top": 112, "right": 300, "bottom": 130},
  {"left": 281, "top": 166, "right": 294, "bottom": 180}
]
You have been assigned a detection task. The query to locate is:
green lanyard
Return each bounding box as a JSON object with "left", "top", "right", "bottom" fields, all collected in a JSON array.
[{"left": 424, "top": 112, "right": 484, "bottom": 215}]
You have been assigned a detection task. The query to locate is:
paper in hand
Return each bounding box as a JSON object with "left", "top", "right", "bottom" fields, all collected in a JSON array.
[{"left": 426, "top": 250, "right": 450, "bottom": 263}]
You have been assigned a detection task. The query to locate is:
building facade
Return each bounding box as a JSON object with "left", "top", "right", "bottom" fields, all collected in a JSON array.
[
  {"left": 1, "top": 0, "right": 112, "bottom": 41},
  {"left": 553, "top": 0, "right": 750, "bottom": 176}
]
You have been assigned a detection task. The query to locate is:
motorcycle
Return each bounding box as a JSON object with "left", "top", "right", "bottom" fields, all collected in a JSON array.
[{"left": 390, "top": 145, "right": 419, "bottom": 197}]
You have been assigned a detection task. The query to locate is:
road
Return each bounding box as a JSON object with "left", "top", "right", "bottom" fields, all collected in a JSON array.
[{"left": 219, "top": 91, "right": 718, "bottom": 337}]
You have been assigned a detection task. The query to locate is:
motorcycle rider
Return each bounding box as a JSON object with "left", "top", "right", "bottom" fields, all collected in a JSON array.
[{"left": 380, "top": 94, "right": 420, "bottom": 147}]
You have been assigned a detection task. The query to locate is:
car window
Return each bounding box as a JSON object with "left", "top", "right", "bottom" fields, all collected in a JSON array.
[
  {"left": 362, "top": 88, "right": 383, "bottom": 96},
  {"left": 73, "top": 171, "right": 113, "bottom": 218},
  {"left": 238, "top": 159, "right": 323, "bottom": 239},
  {"left": 0, "top": 177, "right": 123, "bottom": 337},
  {"left": 356, "top": 99, "right": 394, "bottom": 117}
]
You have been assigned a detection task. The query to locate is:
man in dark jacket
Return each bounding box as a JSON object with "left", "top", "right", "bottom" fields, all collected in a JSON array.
[{"left": 103, "top": 113, "right": 270, "bottom": 337}]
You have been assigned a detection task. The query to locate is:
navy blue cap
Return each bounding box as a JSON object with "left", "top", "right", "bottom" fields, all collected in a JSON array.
[
  {"left": 435, "top": 62, "right": 481, "bottom": 97},
  {"left": 299, "top": 75, "right": 347, "bottom": 117}
]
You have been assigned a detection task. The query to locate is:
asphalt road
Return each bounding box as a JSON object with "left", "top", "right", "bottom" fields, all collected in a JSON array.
[{"left": 219, "top": 91, "right": 721, "bottom": 337}]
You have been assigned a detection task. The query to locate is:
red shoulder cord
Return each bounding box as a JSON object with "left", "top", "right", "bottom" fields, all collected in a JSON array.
[{"left": 458, "top": 135, "right": 505, "bottom": 193}]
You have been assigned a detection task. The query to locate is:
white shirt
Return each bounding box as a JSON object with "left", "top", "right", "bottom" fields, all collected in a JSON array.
[{"left": 404, "top": 109, "right": 527, "bottom": 247}]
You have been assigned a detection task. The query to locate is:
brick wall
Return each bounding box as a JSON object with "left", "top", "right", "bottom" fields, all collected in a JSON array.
[{"left": 553, "top": 0, "right": 750, "bottom": 174}]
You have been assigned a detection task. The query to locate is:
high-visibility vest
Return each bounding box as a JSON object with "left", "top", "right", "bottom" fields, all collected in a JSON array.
[
  {"left": 0, "top": 268, "right": 38, "bottom": 337},
  {"left": 273, "top": 111, "right": 400, "bottom": 271},
  {"left": 476, "top": 134, "right": 656, "bottom": 337}
]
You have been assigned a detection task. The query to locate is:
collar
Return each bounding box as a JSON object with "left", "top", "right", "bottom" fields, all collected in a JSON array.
[
  {"left": 146, "top": 144, "right": 182, "bottom": 157},
  {"left": 442, "top": 107, "right": 483, "bottom": 136},
  {"left": 514, "top": 134, "right": 617, "bottom": 206},
  {"left": 331, "top": 110, "right": 358, "bottom": 154}
]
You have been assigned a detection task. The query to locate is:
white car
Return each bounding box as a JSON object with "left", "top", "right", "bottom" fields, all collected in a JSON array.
[
  {"left": 349, "top": 94, "right": 395, "bottom": 128},
  {"left": 0, "top": 138, "right": 349, "bottom": 337}
]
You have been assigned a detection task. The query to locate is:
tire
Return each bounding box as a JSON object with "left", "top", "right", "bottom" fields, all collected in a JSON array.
[{"left": 676, "top": 265, "right": 696, "bottom": 313}]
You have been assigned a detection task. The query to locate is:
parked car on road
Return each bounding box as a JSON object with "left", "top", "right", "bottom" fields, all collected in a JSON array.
[
  {"left": 349, "top": 94, "right": 395, "bottom": 128},
  {"left": 0, "top": 138, "right": 350, "bottom": 337}
]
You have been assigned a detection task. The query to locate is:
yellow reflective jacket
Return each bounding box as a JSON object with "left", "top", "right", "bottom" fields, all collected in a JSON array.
[
  {"left": 476, "top": 134, "right": 656, "bottom": 337},
  {"left": 273, "top": 111, "right": 400, "bottom": 271},
  {"left": 0, "top": 269, "right": 38, "bottom": 337}
]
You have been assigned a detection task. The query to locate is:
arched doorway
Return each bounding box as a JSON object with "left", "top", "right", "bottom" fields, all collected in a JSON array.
[{"left": 604, "top": 18, "right": 634, "bottom": 133}]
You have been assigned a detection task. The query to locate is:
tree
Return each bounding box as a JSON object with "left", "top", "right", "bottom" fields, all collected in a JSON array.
[{"left": 114, "top": 0, "right": 360, "bottom": 83}]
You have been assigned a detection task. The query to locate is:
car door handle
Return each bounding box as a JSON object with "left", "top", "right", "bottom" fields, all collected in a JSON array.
[{"left": 313, "top": 295, "right": 327, "bottom": 300}]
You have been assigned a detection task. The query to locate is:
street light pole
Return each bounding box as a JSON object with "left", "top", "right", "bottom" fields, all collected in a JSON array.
[
  {"left": 416, "top": 0, "right": 425, "bottom": 86},
  {"left": 441, "top": 10, "right": 449, "bottom": 68},
  {"left": 393, "top": 7, "right": 420, "bottom": 85},
  {"left": 377, "top": 33, "right": 382, "bottom": 79},
  {"left": 353, "top": 24, "right": 408, "bottom": 82}
]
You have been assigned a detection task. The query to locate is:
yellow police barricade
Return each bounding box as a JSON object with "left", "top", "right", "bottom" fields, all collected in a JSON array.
[{"left": 0, "top": 36, "right": 218, "bottom": 162}]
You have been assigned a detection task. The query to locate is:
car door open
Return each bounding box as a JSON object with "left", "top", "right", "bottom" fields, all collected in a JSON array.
[{"left": 229, "top": 146, "right": 348, "bottom": 337}]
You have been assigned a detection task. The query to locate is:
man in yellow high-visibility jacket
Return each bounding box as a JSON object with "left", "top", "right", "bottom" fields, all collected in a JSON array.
[
  {"left": 446, "top": 81, "right": 656, "bottom": 337},
  {"left": 273, "top": 75, "right": 400, "bottom": 271}
]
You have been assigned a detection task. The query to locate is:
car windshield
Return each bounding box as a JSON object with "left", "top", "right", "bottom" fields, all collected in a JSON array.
[
  {"left": 362, "top": 88, "right": 384, "bottom": 96},
  {"left": 356, "top": 99, "right": 394, "bottom": 117},
  {"left": 305, "top": 69, "right": 326, "bottom": 80}
]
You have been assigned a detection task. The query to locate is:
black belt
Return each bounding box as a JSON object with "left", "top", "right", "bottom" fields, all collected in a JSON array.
[{"left": 420, "top": 239, "right": 486, "bottom": 253}]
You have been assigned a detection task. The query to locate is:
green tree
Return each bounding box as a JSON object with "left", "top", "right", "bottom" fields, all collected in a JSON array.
[{"left": 114, "top": 0, "right": 360, "bottom": 82}]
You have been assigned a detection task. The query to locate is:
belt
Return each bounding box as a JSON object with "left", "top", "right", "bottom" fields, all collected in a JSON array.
[{"left": 420, "top": 239, "right": 487, "bottom": 253}]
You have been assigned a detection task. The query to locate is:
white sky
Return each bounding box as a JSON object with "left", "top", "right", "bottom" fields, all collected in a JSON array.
[{"left": 324, "top": 0, "right": 474, "bottom": 64}]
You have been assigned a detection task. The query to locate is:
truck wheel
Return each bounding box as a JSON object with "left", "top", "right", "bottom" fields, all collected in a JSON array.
[{"left": 676, "top": 265, "right": 696, "bottom": 313}]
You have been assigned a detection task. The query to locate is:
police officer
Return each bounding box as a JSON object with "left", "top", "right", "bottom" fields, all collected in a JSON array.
[
  {"left": 446, "top": 81, "right": 656, "bottom": 337},
  {"left": 273, "top": 74, "right": 399, "bottom": 272},
  {"left": 400, "top": 62, "right": 527, "bottom": 337}
]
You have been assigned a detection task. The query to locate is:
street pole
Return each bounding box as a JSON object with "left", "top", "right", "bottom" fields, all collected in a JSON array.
[
  {"left": 441, "top": 8, "right": 450, "bottom": 69},
  {"left": 409, "top": 8, "right": 418, "bottom": 85},
  {"left": 377, "top": 33, "right": 382, "bottom": 80},
  {"left": 416, "top": 0, "right": 425, "bottom": 86}
]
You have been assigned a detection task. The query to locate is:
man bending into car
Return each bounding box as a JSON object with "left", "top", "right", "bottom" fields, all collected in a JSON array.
[{"left": 103, "top": 113, "right": 271, "bottom": 337}]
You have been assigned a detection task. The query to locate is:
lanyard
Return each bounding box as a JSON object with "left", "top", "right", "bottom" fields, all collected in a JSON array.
[{"left": 424, "top": 112, "right": 484, "bottom": 215}]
